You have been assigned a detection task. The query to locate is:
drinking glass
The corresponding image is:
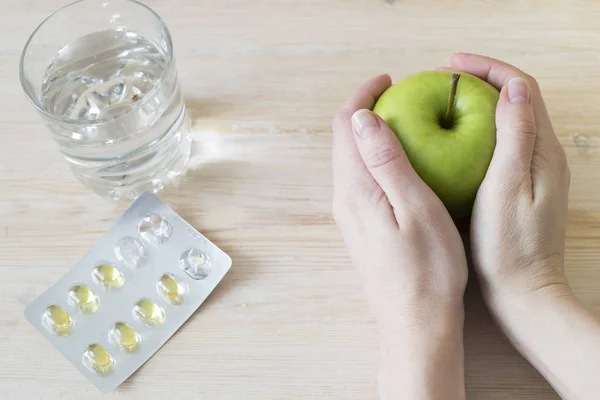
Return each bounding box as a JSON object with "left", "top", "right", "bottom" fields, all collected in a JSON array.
[{"left": 20, "top": 0, "right": 192, "bottom": 200}]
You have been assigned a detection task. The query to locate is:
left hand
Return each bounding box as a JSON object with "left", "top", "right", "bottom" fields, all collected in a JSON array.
[
  {"left": 332, "top": 74, "right": 468, "bottom": 332},
  {"left": 332, "top": 74, "right": 469, "bottom": 399}
]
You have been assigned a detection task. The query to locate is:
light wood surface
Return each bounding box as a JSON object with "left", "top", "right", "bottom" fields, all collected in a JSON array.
[{"left": 2, "top": 0, "right": 600, "bottom": 398}]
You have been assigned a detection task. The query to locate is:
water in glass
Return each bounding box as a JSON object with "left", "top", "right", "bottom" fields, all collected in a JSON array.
[{"left": 39, "top": 28, "right": 191, "bottom": 199}]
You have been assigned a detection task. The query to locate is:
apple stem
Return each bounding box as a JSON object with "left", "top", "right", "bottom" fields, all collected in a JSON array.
[{"left": 443, "top": 73, "right": 461, "bottom": 129}]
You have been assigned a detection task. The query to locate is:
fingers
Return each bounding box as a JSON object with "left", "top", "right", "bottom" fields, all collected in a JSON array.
[
  {"left": 450, "top": 53, "right": 570, "bottom": 200},
  {"left": 332, "top": 75, "right": 392, "bottom": 218},
  {"left": 332, "top": 74, "right": 392, "bottom": 184},
  {"left": 451, "top": 53, "right": 521, "bottom": 89},
  {"left": 449, "top": 53, "right": 554, "bottom": 134},
  {"left": 351, "top": 109, "right": 426, "bottom": 211},
  {"left": 489, "top": 77, "right": 537, "bottom": 193}
]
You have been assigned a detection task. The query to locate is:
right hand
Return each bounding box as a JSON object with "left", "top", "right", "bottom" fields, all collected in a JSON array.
[
  {"left": 443, "top": 54, "right": 600, "bottom": 400},
  {"left": 449, "top": 53, "right": 572, "bottom": 308}
]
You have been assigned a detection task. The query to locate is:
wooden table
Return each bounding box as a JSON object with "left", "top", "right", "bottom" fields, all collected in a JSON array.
[{"left": 1, "top": 0, "right": 599, "bottom": 398}]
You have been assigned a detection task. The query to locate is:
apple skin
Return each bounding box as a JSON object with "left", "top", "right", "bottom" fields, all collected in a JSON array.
[{"left": 372, "top": 70, "right": 500, "bottom": 219}]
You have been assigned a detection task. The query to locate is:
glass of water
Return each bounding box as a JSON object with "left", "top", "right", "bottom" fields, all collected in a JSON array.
[{"left": 19, "top": 0, "right": 192, "bottom": 200}]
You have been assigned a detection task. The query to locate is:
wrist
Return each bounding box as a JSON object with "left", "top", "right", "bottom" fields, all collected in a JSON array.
[
  {"left": 378, "top": 301, "right": 466, "bottom": 400},
  {"left": 478, "top": 261, "right": 571, "bottom": 321},
  {"left": 480, "top": 285, "right": 600, "bottom": 400},
  {"left": 378, "top": 298, "right": 464, "bottom": 347},
  {"left": 484, "top": 282, "right": 575, "bottom": 338}
]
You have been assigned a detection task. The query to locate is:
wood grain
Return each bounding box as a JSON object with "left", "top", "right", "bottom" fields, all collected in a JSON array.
[{"left": 1, "top": 0, "right": 599, "bottom": 398}]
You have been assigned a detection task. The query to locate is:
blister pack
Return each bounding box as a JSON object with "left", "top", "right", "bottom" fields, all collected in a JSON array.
[{"left": 24, "top": 192, "right": 232, "bottom": 392}]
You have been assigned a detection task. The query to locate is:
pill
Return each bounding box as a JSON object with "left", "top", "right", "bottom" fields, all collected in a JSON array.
[
  {"left": 157, "top": 273, "right": 186, "bottom": 305},
  {"left": 111, "top": 322, "right": 140, "bottom": 353},
  {"left": 133, "top": 299, "right": 165, "bottom": 326},
  {"left": 84, "top": 344, "right": 114, "bottom": 376},
  {"left": 23, "top": 192, "right": 233, "bottom": 393},
  {"left": 92, "top": 264, "right": 125, "bottom": 290},
  {"left": 67, "top": 285, "right": 100, "bottom": 313},
  {"left": 42, "top": 305, "right": 72, "bottom": 336}
]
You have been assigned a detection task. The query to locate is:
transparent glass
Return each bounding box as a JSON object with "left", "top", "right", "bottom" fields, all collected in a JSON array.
[{"left": 19, "top": 0, "right": 192, "bottom": 200}]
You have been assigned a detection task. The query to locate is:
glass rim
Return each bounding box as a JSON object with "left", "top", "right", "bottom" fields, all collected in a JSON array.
[{"left": 18, "top": 0, "right": 175, "bottom": 126}]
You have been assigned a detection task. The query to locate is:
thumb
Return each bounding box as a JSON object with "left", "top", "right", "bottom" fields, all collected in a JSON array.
[
  {"left": 491, "top": 77, "right": 537, "bottom": 187},
  {"left": 351, "top": 109, "right": 424, "bottom": 208}
]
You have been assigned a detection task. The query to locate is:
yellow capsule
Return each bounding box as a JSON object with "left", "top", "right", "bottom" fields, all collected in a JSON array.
[
  {"left": 133, "top": 299, "right": 165, "bottom": 326},
  {"left": 111, "top": 322, "right": 140, "bottom": 353},
  {"left": 43, "top": 305, "right": 72, "bottom": 336},
  {"left": 84, "top": 344, "right": 113, "bottom": 376},
  {"left": 157, "top": 273, "right": 186, "bottom": 305},
  {"left": 67, "top": 285, "right": 100, "bottom": 313},
  {"left": 92, "top": 264, "right": 125, "bottom": 290}
]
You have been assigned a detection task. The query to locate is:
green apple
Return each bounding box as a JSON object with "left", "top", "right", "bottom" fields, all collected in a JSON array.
[{"left": 372, "top": 70, "right": 499, "bottom": 219}]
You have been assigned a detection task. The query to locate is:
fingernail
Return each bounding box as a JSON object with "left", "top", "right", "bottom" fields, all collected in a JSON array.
[
  {"left": 508, "top": 77, "right": 529, "bottom": 104},
  {"left": 352, "top": 109, "right": 379, "bottom": 136}
]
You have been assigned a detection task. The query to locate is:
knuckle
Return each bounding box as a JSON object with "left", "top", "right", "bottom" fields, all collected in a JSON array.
[
  {"left": 332, "top": 107, "right": 353, "bottom": 131},
  {"left": 556, "top": 149, "right": 568, "bottom": 167},
  {"left": 534, "top": 139, "right": 570, "bottom": 179},
  {"left": 564, "top": 163, "right": 572, "bottom": 186},
  {"left": 396, "top": 199, "right": 425, "bottom": 225},
  {"left": 332, "top": 183, "right": 387, "bottom": 218},
  {"left": 509, "top": 118, "right": 538, "bottom": 139},
  {"left": 524, "top": 73, "right": 540, "bottom": 90},
  {"left": 549, "top": 139, "right": 568, "bottom": 168},
  {"left": 532, "top": 150, "right": 553, "bottom": 174},
  {"left": 554, "top": 146, "right": 570, "bottom": 172},
  {"left": 366, "top": 187, "right": 389, "bottom": 208},
  {"left": 364, "top": 145, "right": 402, "bottom": 171},
  {"left": 396, "top": 205, "right": 440, "bottom": 239},
  {"left": 396, "top": 209, "right": 420, "bottom": 234}
]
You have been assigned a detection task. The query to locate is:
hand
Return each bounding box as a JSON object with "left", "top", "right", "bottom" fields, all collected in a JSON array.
[
  {"left": 449, "top": 54, "right": 600, "bottom": 400},
  {"left": 332, "top": 74, "right": 467, "bottom": 400},
  {"left": 449, "top": 53, "right": 571, "bottom": 306},
  {"left": 332, "top": 74, "right": 468, "bottom": 332}
]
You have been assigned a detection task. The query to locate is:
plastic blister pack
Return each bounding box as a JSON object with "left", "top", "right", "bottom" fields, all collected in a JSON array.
[{"left": 24, "top": 192, "right": 232, "bottom": 392}]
